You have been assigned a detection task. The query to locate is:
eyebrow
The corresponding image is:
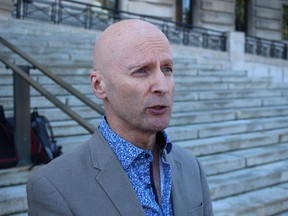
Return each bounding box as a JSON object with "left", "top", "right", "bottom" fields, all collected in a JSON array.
[{"left": 127, "top": 57, "right": 173, "bottom": 70}]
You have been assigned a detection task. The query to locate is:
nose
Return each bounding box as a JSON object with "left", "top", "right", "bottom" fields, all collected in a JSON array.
[{"left": 150, "top": 69, "right": 171, "bottom": 95}]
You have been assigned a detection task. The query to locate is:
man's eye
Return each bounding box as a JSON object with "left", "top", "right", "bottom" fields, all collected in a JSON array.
[
  {"left": 163, "top": 66, "right": 173, "bottom": 74},
  {"left": 134, "top": 68, "right": 147, "bottom": 74}
]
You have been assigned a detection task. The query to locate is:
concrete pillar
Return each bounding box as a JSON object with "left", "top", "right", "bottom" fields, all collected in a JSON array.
[
  {"left": 0, "top": 0, "right": 13, "bottom": 20},
  {"left": 225, "top": 31, "right": 245, "bottom": 70}
]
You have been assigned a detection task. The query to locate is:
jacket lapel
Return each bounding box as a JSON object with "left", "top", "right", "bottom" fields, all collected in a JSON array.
[
  {"left": 89, "top": 130, "right": 145, "bottom": 216},
  {"left": 166, "top": 151, "right": 187, "bottom": 216}
]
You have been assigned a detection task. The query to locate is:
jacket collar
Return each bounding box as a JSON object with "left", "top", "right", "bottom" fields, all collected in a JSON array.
[
  {"left": 166, "top": 150, "right": 187, "bottom": 216},
  {"left": 89, "top": 129, "right": 185, "bottom": 216},
  {"left": 88, "top": 129, "right": 145, "bottom": 216}
]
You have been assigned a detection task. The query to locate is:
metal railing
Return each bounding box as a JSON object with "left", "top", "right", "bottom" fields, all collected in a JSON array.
[
  {"left": 245, "top": 35, "right": 288, "bottom": 60},
  {"left": 14, "top": 0, "right": 226, "bottom": 51},
  {"left": 0, "top": 36, "right": 105, "bottom": 134}
]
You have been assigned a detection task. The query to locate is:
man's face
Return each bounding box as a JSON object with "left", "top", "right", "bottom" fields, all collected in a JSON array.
[{"left": 103, "top": 33, "right": 175, "bottom": 135}]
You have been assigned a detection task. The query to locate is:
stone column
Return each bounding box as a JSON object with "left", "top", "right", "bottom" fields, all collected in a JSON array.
[
  {"left": 225, "top": 31, "right": 245, "bottom": 70},
  {"left": 0, "top": 0, "right": 13, "bottom": 20}
]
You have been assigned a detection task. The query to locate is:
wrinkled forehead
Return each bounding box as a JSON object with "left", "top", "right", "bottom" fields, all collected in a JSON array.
[
  {"left": 122, "top": 33, "right": 171, "bottom": 57},
  {"left": 94, "top": 20, "right": 172, "bottom": 70}
]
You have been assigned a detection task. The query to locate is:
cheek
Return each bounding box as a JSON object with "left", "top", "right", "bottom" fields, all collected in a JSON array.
[{"left": 109, "top": 82, "right": 141, "bottom": 103}]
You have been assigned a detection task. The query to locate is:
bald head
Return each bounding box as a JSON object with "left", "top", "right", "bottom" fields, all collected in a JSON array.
[
  {"left": 90, "top": 19, "right": 175, "bottom": 139},
  {"left": 93, "top": 19, "right": 171, "bottom": 73}
]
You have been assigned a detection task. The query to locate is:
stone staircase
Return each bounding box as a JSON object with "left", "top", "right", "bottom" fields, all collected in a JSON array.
[{"left": 1, "top": 19, "right": 288, "bottom": 215}]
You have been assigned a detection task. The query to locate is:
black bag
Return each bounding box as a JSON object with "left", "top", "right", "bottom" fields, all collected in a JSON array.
[
  {"left": 31, "top": 108, "right": 62, "bottom": 165},
  {"left": 0, "top": 105, "right": 18, "bottom": 168}
]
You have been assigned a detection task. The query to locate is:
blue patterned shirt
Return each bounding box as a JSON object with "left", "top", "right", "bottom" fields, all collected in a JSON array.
[{"left": 99, "top": 117, "right": 173, "bottom": 216}]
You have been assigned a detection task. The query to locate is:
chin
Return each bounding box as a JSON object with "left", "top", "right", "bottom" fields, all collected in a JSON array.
[{"left": 149, "top": 121, "right": 170, "bottom": 132}]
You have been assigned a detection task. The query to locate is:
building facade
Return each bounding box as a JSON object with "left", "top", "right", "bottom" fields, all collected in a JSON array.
[
  {"left": 89, "top": 0, "right": 288, "bottom": 41},
  {"left": 1, "top": 0, "right": 288, "bottom": 41}
]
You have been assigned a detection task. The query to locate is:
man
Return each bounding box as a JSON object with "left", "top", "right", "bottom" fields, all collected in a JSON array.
[{"left": 27, "top": 19, "right": 213, "bottom": 216}]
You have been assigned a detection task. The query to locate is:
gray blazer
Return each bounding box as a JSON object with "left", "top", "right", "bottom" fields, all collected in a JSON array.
[{"left": 27, "top": 129, "right": 213, "bottom": 216}]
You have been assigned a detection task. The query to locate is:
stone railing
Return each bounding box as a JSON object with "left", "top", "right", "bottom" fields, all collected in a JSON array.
[{"left": 13, "top": 0, "right": 226, "bottom": 52}]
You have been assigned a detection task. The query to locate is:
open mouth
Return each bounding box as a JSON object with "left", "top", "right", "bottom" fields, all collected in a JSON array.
[
  {"left": 148, "top": 105, "right": 168, "bottom": 115},
  {"left": 154, "top": 105, "right": 166, "bottom": 109}
]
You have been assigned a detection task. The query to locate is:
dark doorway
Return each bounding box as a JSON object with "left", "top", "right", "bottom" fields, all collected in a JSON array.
[
  {"left": 235, "top": 0, "right": 248, "bottom": 33},
  {"left": 282, "top": 6, "right": 288, "bottom": 40},
  {"left": 176, "top": 0, "right": 193, "bottom": 24}
]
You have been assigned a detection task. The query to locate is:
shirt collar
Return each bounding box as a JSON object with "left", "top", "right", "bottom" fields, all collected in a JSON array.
[{"left": 98, "top": 116, "right": 172, "bottom": 169}]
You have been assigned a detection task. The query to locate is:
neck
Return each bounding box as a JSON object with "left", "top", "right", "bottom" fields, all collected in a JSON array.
[{"left": 121, "top": 130, "right": 157, "bottom": 150}]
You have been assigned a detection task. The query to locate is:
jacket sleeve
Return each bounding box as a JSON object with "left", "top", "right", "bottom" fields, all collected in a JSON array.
[{"left": 26, "top": 173, "right": 73, "bottom": 216}]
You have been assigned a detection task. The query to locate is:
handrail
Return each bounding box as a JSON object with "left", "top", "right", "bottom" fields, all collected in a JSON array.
[
  {"left": 0, "top": 37, "right": 104, "bottom": 115},
  {"left": 58, "top": 0, "right": 225, "bottom": 34},
  {"left": 245, "top": 35, "right": 288, "bottom": 60},
  {"left": 14, "top": 0, "right": 226, "bottom": 51},
  {"left": 0, "top": 57, "right": 96, "bottom": 133},
  {"left": 0, "top": 36, "right": 105, "bottom": 133}
]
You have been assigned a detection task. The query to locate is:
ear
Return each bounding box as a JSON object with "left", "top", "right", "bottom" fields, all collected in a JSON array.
[{"left": 90, "top": 70, "right": 106, "bottom": 99}]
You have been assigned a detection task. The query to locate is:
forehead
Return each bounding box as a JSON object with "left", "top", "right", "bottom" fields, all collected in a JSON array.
[
  {"left": 94, "top": 20, "right": 172, "bottom": 71},
  {"left": 115, "top": 34, "right": 172, "bottom": 66}
]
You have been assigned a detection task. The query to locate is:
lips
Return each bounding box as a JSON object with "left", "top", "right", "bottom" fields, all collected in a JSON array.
[{"left": 148, "top": 105, "right": 169, "bottom": 115}]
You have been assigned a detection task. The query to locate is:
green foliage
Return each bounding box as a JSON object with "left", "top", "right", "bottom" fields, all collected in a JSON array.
[{"left": 282, "top": 6, "right": 288, "bottom": 40}]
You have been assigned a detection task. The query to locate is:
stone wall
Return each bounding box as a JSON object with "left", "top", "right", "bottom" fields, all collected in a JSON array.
[
  {"left": 226, "top": 31, "right": 288, "bottom": 83},
  {"left": 116, "top": 0, "right": 286, "bottom": 41},
  {"left": 118, "top": 0, "right": 175, "bottom": 19},
  {"left": 193, "top": 0, "right": 235, "bottom": 31},
  {"left": 248, "top": 0, "right": 282, "bottom": 40},
  {"left": 0, "top": 0, "right": 13, "bottom": 20},
  {"left": 171, "top": 30, "right": 288, "bottom": 84}
]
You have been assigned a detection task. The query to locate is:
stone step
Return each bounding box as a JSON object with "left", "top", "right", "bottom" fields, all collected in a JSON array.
[
  {"left": 0, "top": 63, "right": 247, "bottom": 77},
  {"left": 1, "top": 149, "right": 287, "bottom": 215},
  {"left": 208, "top": 160, "right": 288, "bottom": 200},
  {"left": 15, "top": 137, "right": 286, "bottom": 178},
  {"left": 172, "top": 57, "right": 197, "bottom": 64},
  {"left": 4, "top": 78, "right": 287, "bottom": 99},
  {"left": 0, "top": 19, "right": 97, "bottom": 35},
  {"left": 173, "top": 97, "right": 288, "bottom": 112},
  {"left": 0, "top": 91, "right": 287, "bottom": 119},
  {"left": 175, "top": 128, "right": 288, "bottom": 156},
  {"left": 26, "top": 112, "right": 288, "bottom": 140},
  {"left": 1, "top": 88, "right": 281, "bottom": 109},
  {"left": 176, "top": 81, "right": 288, "bottom": 91},
  {"left": 43, "top": 114, "right": 288, "bottom": 138},
  {"left": 0, "top": 184, "right": 28, "bottom": 215},
  {"left": 2, "top": 73, "right": 260, "bottom": 85},
  {"left": 171, "top": 105, "right": 288, "bottom": 125},
  {"left": 0, "top": 94, "right": 102, "bottom": 112},
  {"left": 0, "top": 166, "right": 33, "bottom": 188},
  {"left": 0, "top": 102, "right": 288, "bottom": 138},
  {"left": 3, "top": 48, "right": 224, "bottom": 72},
  {"left": 212, "top": 185, "right": 288, "bottom": 215},
  {"left": 1, "top": 88, "right": 286, "bottom": 115},
  {"left": 197, "top": 70, "right": 247, "bottom": 77},
  {"left": 57, "top": 134, "right": 91, "bottom": 153},
  {"left": 199, "top": 143, "right": 288, "bottom": 176},
  {"left": 174, "top": 62, "right": 223, "bottom": 71},
  {"left": 174, "top": 69, "right": 248, "bottom": 77},
  {"left": 44, "top": 112, "right": 288, "bottom": 138},
  {"left": 0, "top": 73, "right": 284, "bottom": 100},
  {"left": 2, "top": 30, "right": 97, "bottom": 41},
  {"left": 195, "top": 89, "right": 284, "bottom": 100},
  {"left": 174, "top": 75, "right": 271, "bottom": 83},
  {"left": 1, "top": 46, "right": 93, "bottom": 60}
]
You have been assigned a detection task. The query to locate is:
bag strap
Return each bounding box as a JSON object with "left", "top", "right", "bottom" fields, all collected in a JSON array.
[{"left": 42, "top": 115, "right": 56, "bottom": 143}]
